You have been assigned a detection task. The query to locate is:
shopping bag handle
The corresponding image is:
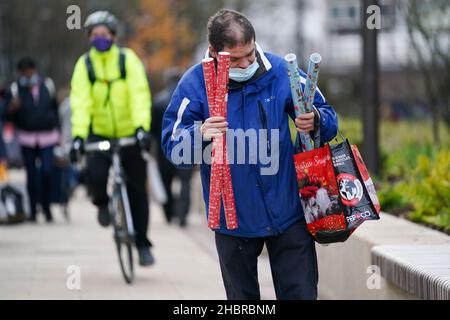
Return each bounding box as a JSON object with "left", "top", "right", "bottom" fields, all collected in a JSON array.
[
  {"left": 295, "top": 116, "right": 345, "bottom": 151},
  {"left": 294, "top": 129, "right": 321, "bottom": 153},
  {"left": 334, "top": 129, "right": 347, "bottom": 143}
]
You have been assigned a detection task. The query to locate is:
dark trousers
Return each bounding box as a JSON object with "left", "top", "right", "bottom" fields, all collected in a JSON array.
[
  {"left": 157, "top": 150, "right": 193, "bottom": 224},
  {"left": 86, "top": 135, "right": 151, "bottom": 248},
  {"left": 21, "top": 145, "right": 54, "bottom": 220},
  {"left": 176, "top": 168, "right": 193, "bottom": 224},
  {"left": 215, "top": 219, "right": 318, "bottom": 300}
]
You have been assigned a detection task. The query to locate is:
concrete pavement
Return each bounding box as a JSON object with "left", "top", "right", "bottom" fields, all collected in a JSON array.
[{"left": 0, "top": 170, "right": 276, "bottom": 300}]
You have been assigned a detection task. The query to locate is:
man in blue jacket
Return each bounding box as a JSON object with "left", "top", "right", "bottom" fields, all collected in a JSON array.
[{"left": 162, "top": 9, "right": 338, "bottom": 300}]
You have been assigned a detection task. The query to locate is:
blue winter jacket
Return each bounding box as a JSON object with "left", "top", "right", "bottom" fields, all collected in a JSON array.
[{"left": 161, "top": 46, "right": 338, "bottom": 237}]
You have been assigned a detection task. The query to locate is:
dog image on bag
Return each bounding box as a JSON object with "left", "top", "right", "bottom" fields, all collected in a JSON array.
[{"left": 301, "top": 186, "right": 339, "bottom": 223}]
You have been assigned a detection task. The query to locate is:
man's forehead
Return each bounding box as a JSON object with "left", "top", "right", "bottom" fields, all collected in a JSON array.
[{"left": 224, "top": 41, "right": 256, "bottom": 58}]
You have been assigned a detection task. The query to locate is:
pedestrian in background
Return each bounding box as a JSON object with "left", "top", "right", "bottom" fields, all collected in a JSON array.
[
  {"left": 0, "top": 83, "right": 8, "bottom": 167},
  {"left": 4, "top": 58, "right": 59, "bottom": 223},
  {"left": 152, "top": 68, "right": 193, "bottom": 228}
]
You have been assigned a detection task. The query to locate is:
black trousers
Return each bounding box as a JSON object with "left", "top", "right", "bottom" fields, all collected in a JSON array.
[
  {"left": 21, "top": 145, "right": 54, "bottom": 219},
  {"left": 157, "top": 150, "right": 193, "bottom": 223},
  {"left": 215, "top": 219, "right": 318, "bottom": 300},
  {"left": 86, "top": 135, "right": 151, "bottom": 248}
]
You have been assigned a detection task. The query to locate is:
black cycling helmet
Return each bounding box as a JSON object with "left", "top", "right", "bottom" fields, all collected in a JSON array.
[{"left": 84, "top": 11, "right": 118, "bottom": 35}]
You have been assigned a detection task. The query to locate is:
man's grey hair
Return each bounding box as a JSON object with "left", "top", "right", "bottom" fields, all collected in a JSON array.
[{"left": 207, "top": 9, "right": 256, "bottom": 52}]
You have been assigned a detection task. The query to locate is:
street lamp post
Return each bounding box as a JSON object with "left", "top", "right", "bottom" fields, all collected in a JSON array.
[
  {"left": 295, "top": 0, "right": 306, "bottom": 62},
  {"left": 362, "top": 0, "right": 380, "bottom": 176}
]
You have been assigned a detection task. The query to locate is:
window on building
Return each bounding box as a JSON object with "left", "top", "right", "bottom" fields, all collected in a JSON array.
[{"left": 328, "top": 0, "right": 396, "bottom": 34}]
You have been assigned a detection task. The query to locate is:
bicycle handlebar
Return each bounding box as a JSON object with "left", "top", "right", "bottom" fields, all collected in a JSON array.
[
  {"left": 84, "top": 137, "right": 150, "bottom": 161},
  {"left": 85, "top": 137, "right": 136, "bottom": 153}
]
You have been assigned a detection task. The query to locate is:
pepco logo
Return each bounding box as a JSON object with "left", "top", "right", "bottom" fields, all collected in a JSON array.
[{"left": 346, "top": 210, "right": 371, "bottom": 223}]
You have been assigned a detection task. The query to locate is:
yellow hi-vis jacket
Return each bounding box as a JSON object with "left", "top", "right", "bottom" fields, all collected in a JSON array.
[{"left": 70, "top": 44, "right": 151, "bottom": 139}]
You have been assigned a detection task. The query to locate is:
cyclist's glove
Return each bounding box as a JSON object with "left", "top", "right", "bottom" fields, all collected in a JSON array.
[
  {"left": 135, "top": 127, "right": 151, "bottom": 152},
  {"left": 70, "top": 137, "right": 84, "bottom": 163}
]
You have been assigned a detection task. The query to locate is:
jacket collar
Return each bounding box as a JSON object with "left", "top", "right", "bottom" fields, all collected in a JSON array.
[
  {"left": 89, "top": 43, "right": 119, "bottom": 60},
  {"left": 255, "top": 43, "right": 272, "bottom": 72}
]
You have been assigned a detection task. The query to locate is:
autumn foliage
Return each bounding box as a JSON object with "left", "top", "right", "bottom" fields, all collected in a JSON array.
[{"left": 127, "top": 0, "right": 197, "bottom": 78}]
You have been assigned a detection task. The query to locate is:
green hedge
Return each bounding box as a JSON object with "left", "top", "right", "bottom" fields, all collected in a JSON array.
[{"left": 340, "top": 117, "right": 450, "bottom": 234}]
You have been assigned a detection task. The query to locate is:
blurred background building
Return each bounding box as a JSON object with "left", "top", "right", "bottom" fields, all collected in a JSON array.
[
  {"left": 247, "top": 0, "right": 450, "bottom": 121},
  {"left": 1, "top": 0, "right": 448, "bottom": 118}
]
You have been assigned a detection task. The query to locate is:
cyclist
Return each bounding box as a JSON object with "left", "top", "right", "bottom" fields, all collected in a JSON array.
[{"left": 69, "top": 11, "right": 154, "bottom": 266}]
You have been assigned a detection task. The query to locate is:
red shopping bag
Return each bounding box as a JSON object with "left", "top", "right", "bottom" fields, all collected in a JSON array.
[{"left": 294, "top": 140, "right": 380, "bottom": 244}]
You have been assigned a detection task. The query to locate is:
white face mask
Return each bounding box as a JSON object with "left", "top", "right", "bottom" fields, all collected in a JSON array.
[{"left": 229, "top": 59, "right": 260, "bottom": 82}]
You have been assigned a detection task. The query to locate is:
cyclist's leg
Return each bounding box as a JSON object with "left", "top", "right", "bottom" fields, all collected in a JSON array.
[
  {"left": 86, "top": 135, "right": 111, "bottom": 208},
  {"left": 120, "top": 144, "right": 151, "bottom": 248}
]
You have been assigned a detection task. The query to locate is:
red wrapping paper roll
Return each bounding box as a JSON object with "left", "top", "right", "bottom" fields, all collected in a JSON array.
[{"left": 202, "top": 53, "right": 237, "bottom": 230}]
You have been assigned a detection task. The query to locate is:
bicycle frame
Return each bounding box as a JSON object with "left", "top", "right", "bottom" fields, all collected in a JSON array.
[
  {"left": 111, "top": 146, "right": 135, "bottom": 237},
  {"left": 85, "top": 137, "right": 137, "bottom": 237}
]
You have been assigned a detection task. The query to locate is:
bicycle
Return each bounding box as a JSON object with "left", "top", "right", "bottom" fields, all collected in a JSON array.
[{"left": 85, "top": 137, "right": 147, "bottom": 284}]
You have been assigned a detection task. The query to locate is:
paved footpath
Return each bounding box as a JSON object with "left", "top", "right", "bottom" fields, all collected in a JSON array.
[{"left": 0, "top": 170, "right": 275, "bottom": 300}]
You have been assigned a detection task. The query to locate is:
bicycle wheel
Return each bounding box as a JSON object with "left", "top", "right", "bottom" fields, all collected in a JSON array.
[{"left": 111, "top": 189, "right": 134, "bottom": 284}]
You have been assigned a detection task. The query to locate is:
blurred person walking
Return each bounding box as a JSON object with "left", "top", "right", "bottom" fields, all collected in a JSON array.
[
  {"left": 0, "top": 83, "right": 8, "bottom": 166},
  {"left": 69, "top": 11, "right": 154, "bottom": 266},
  {"left": 4, "top": 58, "right": 59, "bottom": 223},
  {"left": 151, "top": 68, "right": 193, "bottom": 227}
]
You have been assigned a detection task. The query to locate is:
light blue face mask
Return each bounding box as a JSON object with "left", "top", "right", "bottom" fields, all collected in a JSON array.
[
  {"left": 19, "top": 74, "right": 40, "bottom": 87},
  {"left": 229, "top": 59, "right": 259, "bottom": 82}
]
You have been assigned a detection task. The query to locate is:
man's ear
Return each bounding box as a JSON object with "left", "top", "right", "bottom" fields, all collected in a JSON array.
[{"left": 208, "top": 45, "right": 217, "bottom": 59}]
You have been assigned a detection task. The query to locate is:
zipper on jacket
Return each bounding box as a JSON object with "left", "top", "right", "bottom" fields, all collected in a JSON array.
[
  {"left": 242, "top": 88, "right": 246, "bottom": 130},
  {"left": 102, "top": 58, "right": 118, "bottom": 138},
  {"left": 258, "top": 100, "right": 271, "bottom": 155},
  {"left": 255, "top": 172, "right": 280, "bottom": 235},
  {"left": 109, "top": 95, "right": 118, "bottom": 139}
]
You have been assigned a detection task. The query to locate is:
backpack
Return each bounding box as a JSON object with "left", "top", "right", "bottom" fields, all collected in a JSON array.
[
  {"left": 84, "top": 48, "right": 127, "bottom": 108},
  {"left": 0, "top": 184, "right": 26, "bottom": 224},
  {"left": 10, "top": 77, "right": 56, "bottom": 100},
  {"left": 7, "top": 77, "right": 57, "bottom": 132}
]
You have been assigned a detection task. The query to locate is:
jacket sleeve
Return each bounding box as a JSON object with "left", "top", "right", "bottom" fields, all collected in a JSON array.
[
  {"left": 286, "top": 69, "right": 338, "bottom": 144},
  {"left": 3, "top": 83, "right": 20, "bottom": 118},
  {"left": 310, "top": 87, "right": 338, "bottom": 143},
  {"left": 161, "top": 74, "right": 206, "bottom": 169},
  {"left": 125, "top": 49, "right": 152, "bottom": 132},
  {"left": 0, "top": 93, "right": 9, "bottom": 121},
  {"left": 45, "top": 77, "right": 60, "bottom": 129},
  {"left": 2, "top": 87, "right": 14, "bottom": 118},
  {"left": 70, "top": 56, "right": 93, "bottom": 139}
]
